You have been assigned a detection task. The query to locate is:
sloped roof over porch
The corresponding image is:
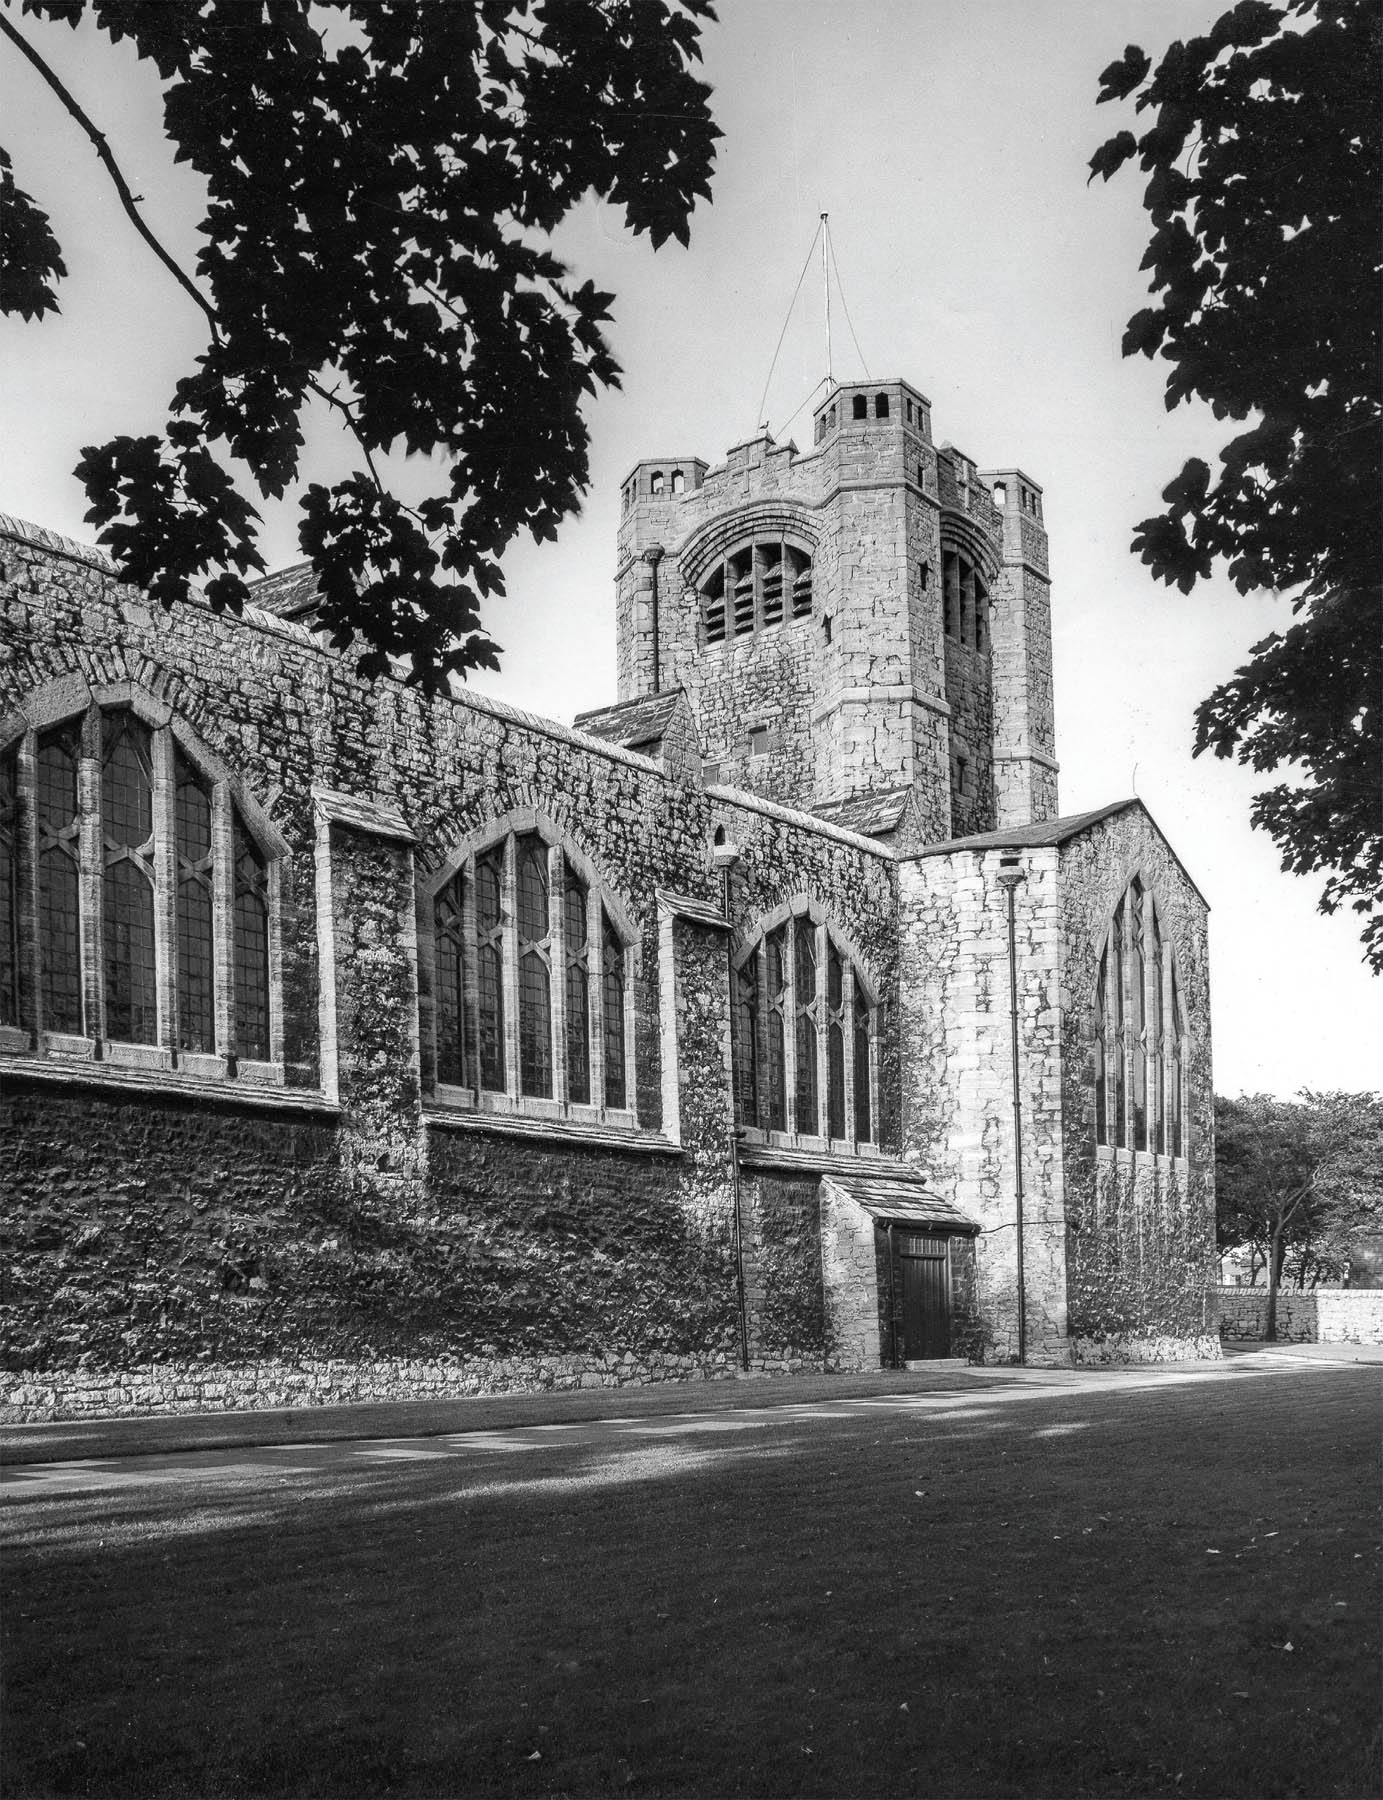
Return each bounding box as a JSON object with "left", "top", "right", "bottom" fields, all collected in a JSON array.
[{"left": 822, "top": 1173, "right": 979, "bottom": 1234}]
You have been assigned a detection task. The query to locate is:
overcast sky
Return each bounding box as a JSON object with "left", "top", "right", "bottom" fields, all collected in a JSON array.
[{"left": 1, "top": 0, "right": 1377, "bottom": 1097}]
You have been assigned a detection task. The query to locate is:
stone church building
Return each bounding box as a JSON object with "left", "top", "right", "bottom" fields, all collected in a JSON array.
[{"left": 0, "top": 376, "right": 1218, "bottom": 1418}]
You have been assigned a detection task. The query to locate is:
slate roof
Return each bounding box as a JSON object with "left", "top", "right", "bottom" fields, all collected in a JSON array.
[
  {"left": 911, "top": 799, "right": 1139, "bottom": 857},
  {"left": 822, "top": 1173, "right": 979, "bottom": 1234},
  {"left": 572, "top": 689, "right": 686, "bottom": 753},
  {"left": 249, "top": 562, "right": 321, "bottom": 619},
  {"left": 811, "top": 786, "right": 914, "bottom": 837}
]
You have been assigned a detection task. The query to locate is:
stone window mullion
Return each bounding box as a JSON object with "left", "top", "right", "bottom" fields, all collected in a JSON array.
[
  {"left": 842, "top": 965, "right": 857, "bottom": 1147},
  {"left": 461, "top": 852, "right": 479, "bottom": 1091},
  {"left": 151, "top": 727, "right": 177, "bottom": 1051},
  {"left": 549, "top": 844, "right": 569, "bottom": 1108},
  {"left": 588, "top": 883, "right": 606, "bottom": 1111},
  {"left": 18, "top": 730, "right": 40, "bottom": 1035},
  {"left": 210, "top": 783, "right": 235, "bottom": 1059},
  {"left": 814, "top": 921, "right": 829, "bottom": 1139},
  {"left": 78, "top": 706, "right": 104, "bottom": 1042},
  {"left": 501, "top": 834, "right": 520, "bottom": 1098},
  {"left": 785, "top": 925, "right": 798, "bottom": 1133}
]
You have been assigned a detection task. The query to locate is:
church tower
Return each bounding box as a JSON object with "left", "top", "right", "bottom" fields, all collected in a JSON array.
[{"left": 613, "top": 377, "right": 1057, "bottom": 842}]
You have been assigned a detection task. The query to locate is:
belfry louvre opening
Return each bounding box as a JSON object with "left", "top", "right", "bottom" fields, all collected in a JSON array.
[{"left": 700, "top": 539, "right": 812, "bottom": 644}]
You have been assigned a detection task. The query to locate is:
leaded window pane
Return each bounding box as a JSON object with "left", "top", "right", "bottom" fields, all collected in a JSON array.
[
  {"left": 602, "top": 911, "right": 626, "bottom": 1110},
  {"left": 519, "top": 950, "right": 552, "bottom": 1096},
  {"left": 1094, "top": 947, "right": 1108, "bottom": 1146},
  {"left": 1129, "top": 881, "right": 1147, "bottom": 1149},
  {"left": 827, "top": 1020, "right": 845, "bottom": 1139},
  {"left": 175, "top": 753, "right": 215, "bottom": 1053},
  {"left": 102, "top": 716, "right": 156, "bottom": 1044},
  {"left": 852, "top": 974, "right": 871, "bottom": 1144},
  {"left": 0, "top": 750, "right": 18, "bottom": 1027},
  {"left": 516, "top": 836, "right": 551, "bottom": 1098},
  {"left": 233, "top": 820, "right": 270, "bottom": 1061},
  {"left": 735, "top": 956, "right": 760, "bottom": 1128},
  {"left": 564, "top": 867, "right": 590, "bottom": 1105},
  {"left": 1110, "top": 902, "right": 1126, "bottom": 1150},
  {"left": 765, "top": 928, "right": 787, "bottom": 1132},
  {"left": 37, "top": 728, "right": 82, "bottom": 1032},
  {"left": 434, "top": 872, "right": 466, "bottom": 1086},
  {"left": 794, "top": 923, "right": 818, "bottom": 1133},
  {"left": 476, "top": 849, "right": 504, "bottom": 1090},
  {"left": 104, "top": 858, "right": 157, "bottom": 1043}
]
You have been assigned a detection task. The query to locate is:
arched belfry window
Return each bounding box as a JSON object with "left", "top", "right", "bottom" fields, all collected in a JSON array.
[
  {"left": 699, "top": 536, "right": 813, "bottom": 645},
  {"left": 1094, "top": 877, "right": 1186, "bottom": 1158},
  {"left": 733, "top": 903, "right": 875, "bottom": 1147},
  {"left": 422, "top": 813, "right": 638, "bottom": 1124},
  {"left": 0, "top": 693, "right": 282, "bottom": 1078}
]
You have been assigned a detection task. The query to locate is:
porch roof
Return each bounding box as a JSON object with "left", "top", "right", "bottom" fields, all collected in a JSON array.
[{"left": 822, "top": 1174, "right": 979, "bottom": 1234}]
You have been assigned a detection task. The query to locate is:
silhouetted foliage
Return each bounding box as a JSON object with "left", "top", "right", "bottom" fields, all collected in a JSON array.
[
  {"left": 0, "top": 0, "right": 720, "bottom": 685},
  {"left": 1215, "top": 1090, "right": 1383, "bottom": 1333},
  {"left": 1092, "top": 1, "right": 1382, "bottom": 969}
]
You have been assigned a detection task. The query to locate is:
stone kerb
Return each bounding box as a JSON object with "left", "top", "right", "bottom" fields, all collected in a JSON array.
[{"left": 1217, "top": 1287, "right": 1383, "bottom": 1346}]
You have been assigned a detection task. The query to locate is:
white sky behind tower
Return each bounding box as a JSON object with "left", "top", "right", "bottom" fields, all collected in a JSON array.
[{"left": 1, "top": 0, "right": 1377, "bottom": 1097}]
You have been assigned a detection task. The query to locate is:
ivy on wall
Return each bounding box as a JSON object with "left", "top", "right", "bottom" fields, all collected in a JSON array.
[{"left": 1066, "top": 1159, "right": 1216, "bottom": 1342}]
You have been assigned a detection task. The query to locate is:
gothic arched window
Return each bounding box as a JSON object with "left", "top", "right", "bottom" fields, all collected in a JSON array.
[
  {"left": 1094, "top": 877, "right": 1186, "bottom": 1158},
  {"left": 733, "top": 905, "right": 875, "bottom": 1146},
  {"left": 0, "top": 697, "right": 281, "bottom": 1078},
  {"left": 422, "top": 817, "right": 638, "bottom": 1124}
]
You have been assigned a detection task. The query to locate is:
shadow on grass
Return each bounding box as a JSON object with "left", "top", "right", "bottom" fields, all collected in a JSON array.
[{"left": 3, "top": 1369, "right": 1380, "bottom": 1799}]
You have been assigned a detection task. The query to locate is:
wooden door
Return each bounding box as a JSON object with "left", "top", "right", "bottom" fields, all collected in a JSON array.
[{"left": 896, "top": 1231, "right": 951, "bottom": 1361}]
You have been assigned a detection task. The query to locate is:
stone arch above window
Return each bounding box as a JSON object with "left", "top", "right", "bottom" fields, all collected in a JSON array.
[
  {"left": 732, "top": 897, "right": 877, "bottom": 1149},
  {"left": 0, "top": 677, "right": 285, "bottom": 1081},
  {"left": 420, "top": 807, "right": 640, "bottom": 1125},
  {"left": 1093, "top": 874, "right": 1186, "bottom": 1159},
  {"left": 694, "top": 532, "right": 815, "bottom": 646}
]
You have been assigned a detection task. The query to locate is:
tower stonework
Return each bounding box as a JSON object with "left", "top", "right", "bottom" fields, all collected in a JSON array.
[{"left": 615, "top": 378, "right": 1057, "bottom": 844}]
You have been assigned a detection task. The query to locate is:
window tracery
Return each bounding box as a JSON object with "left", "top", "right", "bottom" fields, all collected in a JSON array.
[
  {"left": 1094, "top": 877, "right": 1186, "bottom": 1157},
  {"left": 423, "top": 820, "right": 638, "bottom": 1124},
  {"left": 0, "top": 701, "right": 280, "bottom": 1076},
  {"left": 733, "top": 906, "right": 875, "bottom": 1146}
]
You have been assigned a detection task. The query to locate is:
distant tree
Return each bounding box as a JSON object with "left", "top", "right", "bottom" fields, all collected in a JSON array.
[
  {"left": 0, "top": 0, "right": 720, "bottom": 686},
  {"left": 1090, "top": 0, "right": 1383, "bottom": 970},
  {"left": 1215, "top": 1091, "right": 1383, "bottom": 1334}
]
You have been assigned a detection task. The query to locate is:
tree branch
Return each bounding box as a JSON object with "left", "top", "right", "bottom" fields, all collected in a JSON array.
[{"left": 0, "top": 11, "right": 220, "bottom": 341}]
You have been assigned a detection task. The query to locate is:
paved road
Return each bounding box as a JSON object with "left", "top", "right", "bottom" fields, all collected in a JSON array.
[{"left": 4, "top": 1348, "right": 1374, "bottom": 1506}]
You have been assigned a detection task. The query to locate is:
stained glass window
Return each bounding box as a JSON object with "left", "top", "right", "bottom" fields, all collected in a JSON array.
[
  {"left": 234, "top": 821, "right": 271, "bottom": 1061},
  {"left": 826, "top": 940, "right": 846, "bottom": 1140},
  {"left": 37, "top": 726, "right": 83, "bottom": 1033},
  {"left": 1095, "top": 881, "right": 1184, "bottom": 1159},
  {"left": 476, "top": 847, "right": 505, "bottom": 1091},
  {"left": 516, "top": 834, "right": 552, "bottom": 1098},
  {"left": 175, "top": 751, "right": 215, "bottom": 1053},
  {"left": 852, "top": 973, "right": 872, "bottom": 1145},
  {"left": 735, "top": 914, "right": 874, "bottom": 1145},
  {"left": 765, "top": 927, "right": 787, "bottom": 1132},
  {"left": 602, "top": 910, "right": 626, "bottom": 1110},
  {"left": 0, "top": 749, "right": 19, "bottom": 1027},
  {"left": 10, "top": 703, "right": 278, "bottom": 1075},
  {"left": 434, "top": 871, "right": 466, "bottom": 1086},
  {"left": 564, "top": 865, "right": 590, "bottom": 1105}
]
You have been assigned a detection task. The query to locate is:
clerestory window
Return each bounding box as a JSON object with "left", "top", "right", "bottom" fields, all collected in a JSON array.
[
  {"left": 733, "top": 905, "right": 875, "bottom": 1147},
  {"left": 0, "top": 701, "right": 281, "bottom": 1077},
  {"left": 424, "top": 820, "right": 637, "bottom": 1124},
  {"left": 1094, "top": 876, "right": 1186, "bottom": 1158},
  {"left": 699, "top": 537, "right": 813, "bottom": 646}
]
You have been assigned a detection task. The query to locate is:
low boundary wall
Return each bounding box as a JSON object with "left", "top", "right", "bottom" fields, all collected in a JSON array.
[{"left": 1217, "top": 1286, "right": 1383, "bottom": 1345}]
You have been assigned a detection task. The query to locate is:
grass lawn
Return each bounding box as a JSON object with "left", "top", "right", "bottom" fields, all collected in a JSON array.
[{"left": 2, "top": 1365, "right": 1379, "bottom": 1798}]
